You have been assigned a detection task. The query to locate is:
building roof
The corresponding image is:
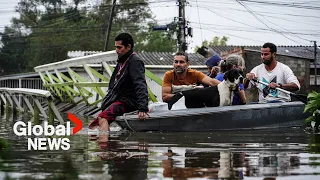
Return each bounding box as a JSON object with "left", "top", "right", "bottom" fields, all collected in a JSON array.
[
  {"left": 68, "top": 46, "right": 320, "bottom": 66},
  {"left": 67, "top": 51, "right": 206, "bottom": 66},
  {"left": 137, "top": 52, "right": 205, "bottom": 66},
  {"left": 208, "top": 45, "right": 320, "bottom": 61}
]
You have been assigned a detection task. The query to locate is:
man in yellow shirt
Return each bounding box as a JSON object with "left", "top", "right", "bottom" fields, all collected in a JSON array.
[{"left": 162, "top": 52, "right": 220, "bottom": 102}]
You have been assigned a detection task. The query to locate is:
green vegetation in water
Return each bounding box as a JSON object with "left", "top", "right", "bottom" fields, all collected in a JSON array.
[
  {"left": 307, "top": 133, "right": 320, "bottom": 154},
  {"left": 48, "top": 154, "right": 79, "bottom": 180},
  {"left": 1, "top": 138, "right": 14, "bottom": 178},
  {"left": 304, "top": 91, "right": 320, "bottom": 127},
  {"left": 0, "top": 138, "right": 8, "bottom": 150}
]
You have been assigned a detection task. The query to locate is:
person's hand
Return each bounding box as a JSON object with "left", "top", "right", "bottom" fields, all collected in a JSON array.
[
  {"left": 246, "top": 73, "right": 255, "bottom": 80},
  {"left": 213, "top": 66, "right": 220, "bottom": 72},
  {"left": 194, "top": 85, "right": 204, "bottom": 89},
  {"left": 209, "top": 67, "right": 219, "bottom": 78},
  {"left": 268, "top": 82, "right": 281, "bottom": 89},
  {"left": 138, "top": 111, "right": 150, "bottom": 120}
]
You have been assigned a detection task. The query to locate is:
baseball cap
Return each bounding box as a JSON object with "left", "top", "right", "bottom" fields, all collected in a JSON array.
[{"left": 205, "top": 55, "right": 222, "bottom": 68}]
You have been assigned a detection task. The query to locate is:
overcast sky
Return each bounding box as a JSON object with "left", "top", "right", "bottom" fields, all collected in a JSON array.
[
  {"left": 1, "top": 0, "right": 320, "bottom": 52},
  {"left": 150, "top": 0, "right": 320, "bottom": 52}
]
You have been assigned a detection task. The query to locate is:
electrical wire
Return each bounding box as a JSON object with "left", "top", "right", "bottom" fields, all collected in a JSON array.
[{"left": 195, "top": 0, "right": 203, "bottom": 42}]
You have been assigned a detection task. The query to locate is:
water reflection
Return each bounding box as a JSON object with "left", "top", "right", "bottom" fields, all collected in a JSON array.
[
  {"left": 88, "top": 131, "right": 149, "bottom": 180},
  {"left": 117, "top": 130, "right": 320, "bottom": 180},
  {"left": 1, "top": 112, "right": 320, "bottom": 179}
]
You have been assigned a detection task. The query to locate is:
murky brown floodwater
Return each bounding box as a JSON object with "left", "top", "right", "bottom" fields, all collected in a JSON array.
[{"left": 0, "top": 112, "right": 320, "bottom": 180}]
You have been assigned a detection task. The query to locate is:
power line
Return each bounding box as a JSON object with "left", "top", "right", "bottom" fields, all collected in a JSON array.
[
  {"left": 242, "top": 3, "right": 312, "bottom": 42},
  {"left": 197, "top": 6, "right": 262, "bottom": 32},
  {"left": 188, "top": 2, "right": 320, "bottom": 44},
  {"left": 236, "top": 0, "right": 308, "bottom": 44},
  {"left": 194, "top": 0, "right": 203, "bottom": 42},
  {"left": 237, "top": 0, "right": 320, "bottom": 10},
  {"left": 199, "top": 26, "right": 265, "bottom": 43},
  {"left": 190, "top": 22, "right": 320, "bottom": 35},
  {"left": 191, "top": 3, "right": 320, "bottom": 28},
  {"left": 189, "top": 2, "right": 320, "bottom": 19}
]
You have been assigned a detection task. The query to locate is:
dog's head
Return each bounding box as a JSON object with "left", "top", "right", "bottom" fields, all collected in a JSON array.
[{"left": 223, "top": 69, "right": 243, "bottom": 88}]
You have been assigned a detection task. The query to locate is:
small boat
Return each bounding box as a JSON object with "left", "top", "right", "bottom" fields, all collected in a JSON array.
[{"left": 115, "top": 101, "right": 308, "bottom": 132}]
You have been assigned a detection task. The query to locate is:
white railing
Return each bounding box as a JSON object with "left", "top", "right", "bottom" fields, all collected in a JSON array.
[{"left": 0, "top": 88, "right": 64, "bottom": 124}]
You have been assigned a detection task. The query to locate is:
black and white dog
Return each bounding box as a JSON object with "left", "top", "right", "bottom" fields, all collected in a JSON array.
[{"left": 168, "top": 69, "right": 243, "bottom": 110}]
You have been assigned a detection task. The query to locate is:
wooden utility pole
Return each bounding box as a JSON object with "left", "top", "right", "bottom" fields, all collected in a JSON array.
[
  {"left": 104, "top": 0, "right": 117, "bottom": 51},
  {"left": 178, "top": 0, "right": 187, "bottom": 52},
  {"left": 314, "top": 41, "right": 318, "bottom": 85}
]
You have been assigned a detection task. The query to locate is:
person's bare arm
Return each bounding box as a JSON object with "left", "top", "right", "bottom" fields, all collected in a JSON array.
[
  {"left": 268, "top": 82, "right": 299, "bottom": 92},
  {"left": 282, "top": 66, "right": 300, "bottom": 92},
  {"left": 239, "top": 89, "right": 246, "bottom": 105},
  {"left": 282, "top": 83, "right": 299, "bottom": 91},
  {"left": 201, "top": 76, "right": 220, "bottom": 86},
  {"left": 162, "top": 86, "right": 174, "bottom": 102}
]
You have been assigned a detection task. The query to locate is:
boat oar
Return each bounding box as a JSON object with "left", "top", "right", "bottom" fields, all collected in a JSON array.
[{"left": 252, "top": 79, "right": 308, "bottom": 104}]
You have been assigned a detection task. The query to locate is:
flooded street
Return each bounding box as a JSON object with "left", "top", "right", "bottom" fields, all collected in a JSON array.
[{"left": 1, "top": 113, "right": 320, "bottom": 180}]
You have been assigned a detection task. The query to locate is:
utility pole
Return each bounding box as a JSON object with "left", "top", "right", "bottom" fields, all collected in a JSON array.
[
  {"left": 104, "top": 0, "right": 117, "bottom": 51},
  {"left": 314, "top": 41, "right": 317, "bottom": 86},
  {"left": 178, "top": 0, "right": 187, "bottom": 52},
  {"left": 97, "top": 0, "right": 116, "bottom": 101}
]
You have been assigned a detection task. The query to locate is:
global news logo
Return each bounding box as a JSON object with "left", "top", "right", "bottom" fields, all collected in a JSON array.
[{"left": 12, "top": 112, "right": 83, "bottom": 150}]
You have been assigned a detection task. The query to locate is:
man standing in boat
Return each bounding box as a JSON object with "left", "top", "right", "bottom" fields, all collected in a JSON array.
[
  {"left": 89, "top": 33, "right": 149, "bottom": 131},
  {"left": 244, "top": 42, "right": 300, "bottom": 102},
  {"left": 162, "top": 51, "right": 220, "bottom": 102}
]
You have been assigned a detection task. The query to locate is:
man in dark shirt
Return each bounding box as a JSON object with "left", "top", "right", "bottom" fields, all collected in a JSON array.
[{"left": 89, "top": 33, "right": 149, "bottom": 131}]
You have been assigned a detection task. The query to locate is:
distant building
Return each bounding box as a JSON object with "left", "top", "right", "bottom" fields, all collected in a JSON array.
[
  {"left": 207, "top": 45, "right": 320, "bottom": 92},
  {"left": 67, "top": 50, "right": 209, "bottom": 79},
  {"left": 1, "top": 46, "right": 318, "bottom": 102}
]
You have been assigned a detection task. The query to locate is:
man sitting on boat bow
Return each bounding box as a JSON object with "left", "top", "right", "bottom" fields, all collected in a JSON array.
[{"left": 88, "top": 33, "right": 149, "bottom": 131}]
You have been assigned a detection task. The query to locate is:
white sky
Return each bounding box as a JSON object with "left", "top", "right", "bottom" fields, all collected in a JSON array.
[
  {"left": 1, "top": 0, "right": 320, "bottom": 52},
  {"left": 0, "top": 0, "right": 20, "bottom": 30},
  {"left": 150, "top": 0, "right": 320, "bottom": 52}
]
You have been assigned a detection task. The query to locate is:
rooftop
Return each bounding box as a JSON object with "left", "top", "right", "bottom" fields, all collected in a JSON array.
[
  {"left": 208, "top": 45, "right": 319, "bottom": 61},
  {"left": 67, "top": 51, "right": 206, "bottom": 66}
]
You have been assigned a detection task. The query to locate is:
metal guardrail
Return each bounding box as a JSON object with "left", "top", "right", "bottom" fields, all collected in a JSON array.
[
  {"left": 0, "top": 88, "right": 64, "bottom": 124},
  {"left": 34, "top": 50, "right": 162, "bottom": 107}
]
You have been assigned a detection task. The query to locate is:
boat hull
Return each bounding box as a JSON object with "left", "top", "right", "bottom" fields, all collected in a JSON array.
[{"left": 115, "top": 102, "right": 308, "bottom": 132}]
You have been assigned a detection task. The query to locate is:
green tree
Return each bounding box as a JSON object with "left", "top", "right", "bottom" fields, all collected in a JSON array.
[
  {"left": 135, "top": 22, "right": 176, "bottom": 52},
  {"left": 0, "top": 25, "right": 27, "bottom": 75},
  {"left": 194, "top": 36, "right": 229, "bottom": 53},
  {"left": 304, "top": 91, "right": 320, "bottom": 126},
  {"left": 0, "top": 0, "right": 176, "bottom": 75}
]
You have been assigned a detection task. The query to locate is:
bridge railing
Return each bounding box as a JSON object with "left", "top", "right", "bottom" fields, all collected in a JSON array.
[
  {"left": 0, "top": 88, "right": 64, "bottom": 124},
  {"left": 34, "top": 50, "right": 162, "bottom": 107}
]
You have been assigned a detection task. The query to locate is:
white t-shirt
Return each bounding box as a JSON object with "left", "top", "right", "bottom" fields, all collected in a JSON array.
[{"left": 248, "top": 62, "right": 300, "bottom": 102}]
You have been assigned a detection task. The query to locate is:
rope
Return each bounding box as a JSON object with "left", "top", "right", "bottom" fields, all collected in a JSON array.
[{"left": 123, "top": 110, "right": 139, "bottom": 132}]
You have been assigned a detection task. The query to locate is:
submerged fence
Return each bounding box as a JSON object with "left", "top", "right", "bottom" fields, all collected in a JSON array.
[{"left": 0, "top": 88, "right": 64, "bottom": 124}]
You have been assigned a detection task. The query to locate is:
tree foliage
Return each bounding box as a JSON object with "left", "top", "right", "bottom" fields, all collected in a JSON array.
[
  {"left": 0, "top": 0, "right": 176, "bottom": 75},
  {"left": 304, "top": 91, "right": 320, "bottom": 126},
  {"left": 194, "top": 36, "right": 229, "bottom": 53}
]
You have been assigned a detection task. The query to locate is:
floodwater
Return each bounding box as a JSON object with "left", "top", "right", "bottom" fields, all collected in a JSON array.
[{"left": 0, "top": 112, "right": 320, "bottom": 180}]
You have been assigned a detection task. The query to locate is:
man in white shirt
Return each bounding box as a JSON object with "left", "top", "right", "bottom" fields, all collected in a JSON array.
[{"left": 244, "top": 42, "right": 300, "bottom": 102}]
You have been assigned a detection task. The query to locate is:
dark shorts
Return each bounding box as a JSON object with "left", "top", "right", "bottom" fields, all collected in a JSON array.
[{"left": 88, "top": 101, "right": 135, "bottom": 128}]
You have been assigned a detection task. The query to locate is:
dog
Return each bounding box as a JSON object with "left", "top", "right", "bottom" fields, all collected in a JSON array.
[{"left": 168, "top": 69, "right": 243, "bottom": 110}]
